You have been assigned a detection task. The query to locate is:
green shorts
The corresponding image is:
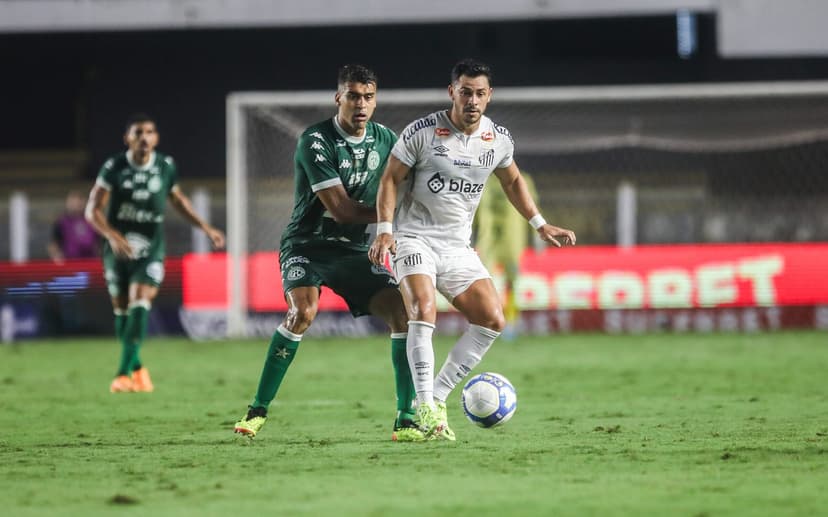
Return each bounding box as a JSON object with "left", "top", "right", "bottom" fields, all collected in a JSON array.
[
  {"left": 102, "top": 249, "right": 165, "bottom": 297},
  {"left": 280, "top": 245, "right": 398, "bottom": 317}
]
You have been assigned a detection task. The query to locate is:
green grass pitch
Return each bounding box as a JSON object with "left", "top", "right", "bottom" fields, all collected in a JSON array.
[{"left": 1, "top": 331, "right": 827, "bottom": 516}]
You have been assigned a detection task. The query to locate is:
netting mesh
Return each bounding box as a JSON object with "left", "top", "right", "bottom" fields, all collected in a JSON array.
[{"left": 236, "top": 86, "right": 828, "bottom": 253}]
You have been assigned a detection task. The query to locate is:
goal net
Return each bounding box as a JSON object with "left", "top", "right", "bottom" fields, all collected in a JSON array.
[{"left": 226, "top": 82, "right": 828, "bottom": 335}]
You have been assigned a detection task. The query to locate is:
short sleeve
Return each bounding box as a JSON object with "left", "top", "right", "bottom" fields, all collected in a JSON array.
[
  {"left": 164, "top": 155, "right": 179, "bottom": 191},
  {"left": 295, "top": 133, "right": 342, "bottom": 192},
  {"left": 392, "top": 117, "right": 432, "bottom": 168},
  {"left": 95, "top": 157, "right": 117, "bottom": 190},
  {"left": 494, "top": 124, "right": 515, "bottom": 170}
]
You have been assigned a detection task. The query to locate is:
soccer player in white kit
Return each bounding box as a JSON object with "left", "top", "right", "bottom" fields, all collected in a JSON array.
[{"left": 368, "top": 59, "right": 576, "bottom": 440}]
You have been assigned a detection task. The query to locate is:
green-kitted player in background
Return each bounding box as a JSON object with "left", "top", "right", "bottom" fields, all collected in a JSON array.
[
  {"left": 473, "top": 172, "right": 540, "bottom": 337},
  {"left": 233, "top": 64, "right": 423, "bottom": 442},
  {"left": 85, "top": 114, "right": 226, "bottom": 393}
]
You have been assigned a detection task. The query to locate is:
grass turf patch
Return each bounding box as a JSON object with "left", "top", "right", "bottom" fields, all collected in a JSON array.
[{"left": 1, "top": 331, "right": 826, "bottom": 516}]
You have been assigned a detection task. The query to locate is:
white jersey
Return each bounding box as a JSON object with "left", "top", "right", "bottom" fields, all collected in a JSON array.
[{"left": 391, "top": 110, "right": 515, "bottom": 251}]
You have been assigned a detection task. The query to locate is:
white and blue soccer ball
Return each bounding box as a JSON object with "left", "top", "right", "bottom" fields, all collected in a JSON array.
[{"left": 461, "top": 372, "right": 517, "bottom": 428}]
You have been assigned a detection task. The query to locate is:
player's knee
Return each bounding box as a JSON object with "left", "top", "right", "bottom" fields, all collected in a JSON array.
[
  {"left": 285, "top": 305, "right": 317, "bottom": 333},
  {"left": 407, "top": 298, "right": 437, "bottom": 323},
  {"left": 489, "top": 313, "right": 506, "bottom": 333},
  {"left": 387, "top": 306, "right": 409, "bottom": 333},
  {"left": 476, "top": 310, "right": 506, "bottom": 333}
]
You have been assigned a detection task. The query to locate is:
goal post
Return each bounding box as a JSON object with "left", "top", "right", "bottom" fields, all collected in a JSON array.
[{"left": 226, "top": 81, "right": 828, "bottom": 337}]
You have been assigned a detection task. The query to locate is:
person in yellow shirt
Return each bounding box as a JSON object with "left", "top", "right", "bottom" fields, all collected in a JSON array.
[{"left": 473, "top": 171, "right": 540, "bottom": 337}]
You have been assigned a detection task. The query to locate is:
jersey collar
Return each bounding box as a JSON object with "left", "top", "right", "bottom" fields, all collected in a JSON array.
[
  {"left": 126, "top": 150, "right": 156, "bottom": 171},
  {"left": 332, "top": 116, "right": 368, "bottom": 145},
  {"left": 439, "top": 110, "right": 489, "bottom": 141}
]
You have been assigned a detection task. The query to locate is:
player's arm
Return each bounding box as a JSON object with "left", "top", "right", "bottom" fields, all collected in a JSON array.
[
  {"left": 315, "top": 184, "right": 376, "bottom": 224},
  {"left": 368, "top": 154, "right": 410, "bottom": 265},
  {"left": 168, "top": 186, "right": 226, "bottom": 249},
  {"left": 494, "top": 162, "right": 576, "bottom": 247},
  {"left": 85, "top": 184, "right": 134, "bottom": 259}
]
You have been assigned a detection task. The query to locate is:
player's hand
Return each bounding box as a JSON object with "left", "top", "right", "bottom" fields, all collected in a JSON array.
[
  {"left": 368, "top": 233, "right": 395, "bottom": 266},
  {"left": 107, "top": 233, "right": 135, "bottom": 259},
  {"left": 537, "top": 224, "right": 576, "bottom": 248},
  {"left": 205, "top": 226, "right": 226, "bottom": 250}
]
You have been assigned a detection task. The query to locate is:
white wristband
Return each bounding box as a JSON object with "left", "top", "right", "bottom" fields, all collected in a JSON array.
[
  {"left": 529, "top": 214, "right": 547, "bottom": 230},
  {"left": 376, "top": 221, "right": 393, "bottom": 236}
]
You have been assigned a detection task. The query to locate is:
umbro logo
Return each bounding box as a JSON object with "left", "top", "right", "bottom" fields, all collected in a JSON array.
[{"left": 433, "top": 145, "right": 449, "bottom": 157}]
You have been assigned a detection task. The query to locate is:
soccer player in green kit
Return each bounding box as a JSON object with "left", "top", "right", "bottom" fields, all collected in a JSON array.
[
  {"left": 86, "top": 114, "right": 226, "bottom": 393},
  {"left": 233, "top": 65, "right": 424, "bottom": 442}
]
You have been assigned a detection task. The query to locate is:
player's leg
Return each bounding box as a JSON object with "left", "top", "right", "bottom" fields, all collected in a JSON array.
[
  {"left": 430, "top": 251, "right": 503, "bottom": 438},
  {"left": 124, "top": 282, "right": 159, "bottom": 392},
  {"left": 319, "top": 248, "right": 423, "bottom": 441},
  {"left": 235, "top": 286, "right": 317, "bottom": 437},
  {"left": 434, "top": 279, "right": 503, "bottom": 441},
  {"left": 104, "top": 252, "right": 135, "bottom": 392},
  {"left": 109, "top": 293, "right": 133, "bottom": 393},
  {"left": 499, "top": 209, "right": 528, "bottom": 337},
  {"left": 393, "top": 239, "right": 443, "bottom": 437},
  {"left": 121, "top": 258, "right": 164, "bottom": 392},
  {"left": 436, "top": 277, "right": 504, "bottom": 400},
  {"left": 396, "top": 274, "right": 444, "bottom": 437},
  {"left": 255, "top": 286, "right": 316, "bottom": 408},
  {"left": 367, "top": 287, "right": 423, "bottom": 441},
  {"left": 233, "top": 248, "right": 323, "bottom": 437},
  {"left": 434, "top": 278, "right": 506, "bottom": 401},
  {"left": 501, "top": 258, "right": 520, "bottom": 339}
]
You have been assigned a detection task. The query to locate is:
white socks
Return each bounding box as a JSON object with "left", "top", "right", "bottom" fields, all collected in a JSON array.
[
  {"left": 406, "top": 320, "right": 436, "bottom": 407},
  {"left": 433, "top": 324, "right": 500, "bottom": 403}
]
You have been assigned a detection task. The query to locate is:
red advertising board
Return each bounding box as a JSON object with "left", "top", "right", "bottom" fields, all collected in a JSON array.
[{"left": 180, "top": 243, "right": 828, "bottom": 312}]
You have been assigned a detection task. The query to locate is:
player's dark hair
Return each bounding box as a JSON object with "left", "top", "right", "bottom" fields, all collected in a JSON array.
[
  {"left": 125, "top": 113, "right": 156, "bottom": 132},
  {"left": 451, "top": 59, "right": 492, "bottom": 85},
  {"left": 337, "top": 64, "right": 378, "bottom": 90}
]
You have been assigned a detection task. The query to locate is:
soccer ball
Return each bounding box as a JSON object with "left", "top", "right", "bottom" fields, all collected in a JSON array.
[{"left": 461, "top": 372, "right": 517, "bottom": 428}]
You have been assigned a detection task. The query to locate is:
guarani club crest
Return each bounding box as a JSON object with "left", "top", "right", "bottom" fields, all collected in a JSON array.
[
  {"left": 367, "top": 150, "right": 381, "bottom": 170},
  {"left": 286, "top": 266, "right": 306, "bottom": 281},
  {"left": 283, "top": 256, "right": 309, "bottom": 281}
]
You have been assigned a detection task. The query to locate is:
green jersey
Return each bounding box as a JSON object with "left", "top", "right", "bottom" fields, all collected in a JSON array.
[
  {"left": 96, "top": 150, "right": 179, "bottom": 261},
  {"left": 280, "top": 117, "right": 396, "bottom": 253}
]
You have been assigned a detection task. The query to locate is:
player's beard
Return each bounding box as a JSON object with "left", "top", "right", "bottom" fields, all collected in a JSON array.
[{"left": 463, "top": 110, "right": 481, "bottom": 125}]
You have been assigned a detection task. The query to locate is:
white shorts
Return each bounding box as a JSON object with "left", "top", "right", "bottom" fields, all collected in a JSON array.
[{"left": 392, "top": 237, "right": 491, "bottom": 301}]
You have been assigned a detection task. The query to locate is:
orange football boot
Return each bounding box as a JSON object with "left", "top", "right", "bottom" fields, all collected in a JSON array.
[
  {"left": 131, "top": 367, "right": 154, "bottom": 392},
  {"left": 110, "top": 375, "right": 134, "bottom": 393}
]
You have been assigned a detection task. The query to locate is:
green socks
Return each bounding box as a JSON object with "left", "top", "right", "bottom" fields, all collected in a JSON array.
[
  {"left": 252, "top": 325, "right": 301, "bottom": 409},
  {"left": 248, "top": 330, "right": 413, "bottom": 420},
  {"left": 391, "top": 334, "right": 416, "bottom": 421},
  {"left": 116, "top": 303, "right": 149, "bottom": 376},
  {"left": 114, "top": 310, "right": 127, "bottom": 342}
]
